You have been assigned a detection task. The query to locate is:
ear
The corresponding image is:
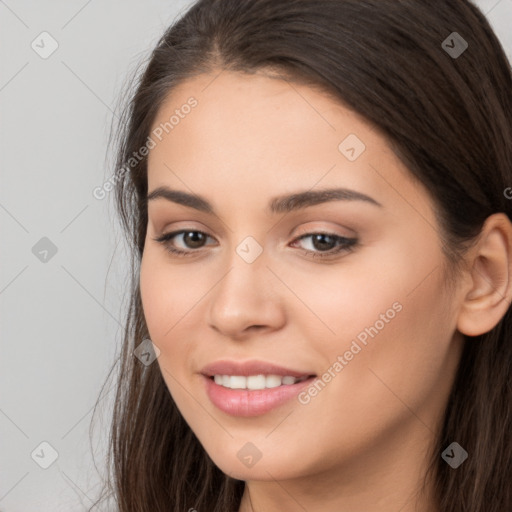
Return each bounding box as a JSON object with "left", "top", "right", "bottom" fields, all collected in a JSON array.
[{"left": 457, "top": 213, "right": 512, "bottom": 337}]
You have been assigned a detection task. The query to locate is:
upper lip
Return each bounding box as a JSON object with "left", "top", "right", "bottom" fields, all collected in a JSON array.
[{"left": 200, "top": 359, "right": 315, "bottom": 378}]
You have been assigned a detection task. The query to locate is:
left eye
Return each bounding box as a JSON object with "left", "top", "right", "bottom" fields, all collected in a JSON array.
[
  {"left": 291, "top": 232, "right": 357, "bottom": 256},
  {"left": 152, "top": 229, "right": 358, "bottom": 259}
]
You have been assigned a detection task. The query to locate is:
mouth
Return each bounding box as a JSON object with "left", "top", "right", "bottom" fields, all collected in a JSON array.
[
  {"left": 200, "top": 360, "right": 317, "bottom": 417},
  {"left": 207, "top": 374, "right": 314, "bottom": 390}
]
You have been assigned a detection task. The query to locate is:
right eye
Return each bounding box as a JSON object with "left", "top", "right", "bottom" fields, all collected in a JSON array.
[{"left": 153, "top": 229, "right": 217, "bottom": 257}]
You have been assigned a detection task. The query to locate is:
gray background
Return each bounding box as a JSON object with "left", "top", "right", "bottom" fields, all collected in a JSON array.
[{"left": 0, "top": 1, "right": 511, "bottom": 510}]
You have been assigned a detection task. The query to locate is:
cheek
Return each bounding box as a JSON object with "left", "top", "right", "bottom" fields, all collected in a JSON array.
[
  {"left": 140, "top": 255, "right": 199, "bottom": 410},
  {"left": 302, "top": 239, "right": 454, "bottom": 400},
  {"left": 364, "top": 271, "right": 457, "bottom": 394},
  {"left": 139, "top": 253, "right": 197, "bottom": 382},
  {"left": 318, "top": 265, "right": 455, "bottom": 430},
  {"left": 140, "top": 251, "right": 196, "bottom": 340},
  {"left": 268, "top": 249, "right": 409, "bottom": 362}
]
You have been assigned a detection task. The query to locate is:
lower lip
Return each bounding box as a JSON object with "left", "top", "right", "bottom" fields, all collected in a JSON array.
[{"left": 202, "top": 375, "right": 316, "bottom": 417}]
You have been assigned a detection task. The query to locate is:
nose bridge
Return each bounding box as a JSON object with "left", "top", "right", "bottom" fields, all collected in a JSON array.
[
  {"left": 206, "top": 236, "right": 284, "bottom": 336},
  {"left": 215, "top": 236, "right": 269, "bottom": 305},
  {"left": 234, "top": 234, "right": 265, "bottom": 266}
]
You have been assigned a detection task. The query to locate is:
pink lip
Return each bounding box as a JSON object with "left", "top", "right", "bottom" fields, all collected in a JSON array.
[
  {"left": 200, "top": 359, "right": 314, "bottom": 378},
  {"left": 202, "top": 375, "right": 316, "bottom": 417},
  {"left": 199, "top": 359, "right": 316, "bottom": 417}
]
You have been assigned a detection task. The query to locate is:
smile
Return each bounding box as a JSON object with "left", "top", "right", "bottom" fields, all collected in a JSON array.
[
  {"left": 202, "top": 374, "right": 317, "bottom": 417},
  {"left": 211, "top": 374, "right": 310, "bottom": 390}
]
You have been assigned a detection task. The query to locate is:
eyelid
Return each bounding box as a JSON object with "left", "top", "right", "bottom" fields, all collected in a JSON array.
[
  {"left": 153, "top": 228, "right": 217, "bottom": 247},
  {"left": 153, "top": 226, "right": 358, "bottom": 261},
  {"left": 291, "top": 224, "right": 356, "bottom": 240},
  {"left": 154, "top": 223, "right": 354, "bottom": 245}
]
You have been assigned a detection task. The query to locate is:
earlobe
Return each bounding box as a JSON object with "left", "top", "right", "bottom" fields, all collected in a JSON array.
[{"left": 456, "top": 213, "right": 512, "bottom": 337}]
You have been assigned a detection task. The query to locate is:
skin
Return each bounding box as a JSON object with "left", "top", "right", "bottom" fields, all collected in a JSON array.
[{"left": 139, "top": 69, "right": 512, "bottom": 512}]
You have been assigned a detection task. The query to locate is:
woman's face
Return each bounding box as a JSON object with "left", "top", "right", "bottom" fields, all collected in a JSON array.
[{"left": 140, "top": 70, "right": 465, "bottom": 485}]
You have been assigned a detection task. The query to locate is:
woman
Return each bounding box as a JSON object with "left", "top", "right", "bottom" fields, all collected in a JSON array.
[{"left": 91, "top": 0, "right": 512, "bottom": 510}]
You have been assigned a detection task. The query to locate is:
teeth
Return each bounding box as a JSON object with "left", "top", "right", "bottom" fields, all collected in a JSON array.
[
  {"left": 265, "top": 375, "right": 282, "bottom": 388},
  {"left": 247, "top": 374, "right": 266, "bottom": 390},
  {"left": 212, "top": 374, "right": 308, "bottom": 390},
  {"left": 230, "top": 376, "right": 246, "bottom": 389}
]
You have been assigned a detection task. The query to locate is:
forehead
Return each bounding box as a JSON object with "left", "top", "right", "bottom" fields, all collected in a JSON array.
[
  {"left": 146, "top": 69, "right": 434, "bottom": 224},
  {"left": 149, "top": 69, "right": 378, "bottom": 158}
]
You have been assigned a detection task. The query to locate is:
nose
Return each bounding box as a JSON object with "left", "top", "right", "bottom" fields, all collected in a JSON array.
[{"left": 206, "top": 251, "right": 286, "bottom": 340}]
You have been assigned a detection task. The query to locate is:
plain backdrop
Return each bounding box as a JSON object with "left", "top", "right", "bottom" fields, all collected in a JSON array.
[{"left": 1, "top": 1, "right": 511, "bottom": 510}]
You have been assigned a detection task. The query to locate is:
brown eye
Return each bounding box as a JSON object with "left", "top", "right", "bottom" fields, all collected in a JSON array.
[
  {"left": 310, "top": 233, "right": 337, "bottom": 251},
  {"left": 153, "top": 229, "right": 216, "bottom": 257},
  {"left": 290, "top": 232, "right": 358, "bottom": 260},
  {"left": 181, "top": 231, "right": 208, "bottom": 249}
]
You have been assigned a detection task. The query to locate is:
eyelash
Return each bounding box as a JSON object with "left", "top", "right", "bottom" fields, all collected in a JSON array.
[{"left": 152, "top": 229, "right": 358, "bottom": 260}]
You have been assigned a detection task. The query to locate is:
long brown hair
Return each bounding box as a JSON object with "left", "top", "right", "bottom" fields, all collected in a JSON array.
[{"left": 89, "top": 1, "right": 512, "bottom": 510}]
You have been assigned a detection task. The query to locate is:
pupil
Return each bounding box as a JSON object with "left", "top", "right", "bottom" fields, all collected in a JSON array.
[
  {"left": 313, "top": 234, "right": 335, "bottom": 251},
  {"left": 182, "top": 233, "right": 337, "bottom": 251},
  {"left": 185, "top": 231, "right": 205, "bottom": 248}
]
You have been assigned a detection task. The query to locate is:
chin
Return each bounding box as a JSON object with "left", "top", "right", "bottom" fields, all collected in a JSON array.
[{"left": 205, "top": 444, "right": 302, "bottom": 482}]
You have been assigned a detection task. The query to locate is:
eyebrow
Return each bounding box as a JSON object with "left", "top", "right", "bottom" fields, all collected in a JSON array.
[{"left": 146, "top": 186, "right": 383, "bottom": 214}]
